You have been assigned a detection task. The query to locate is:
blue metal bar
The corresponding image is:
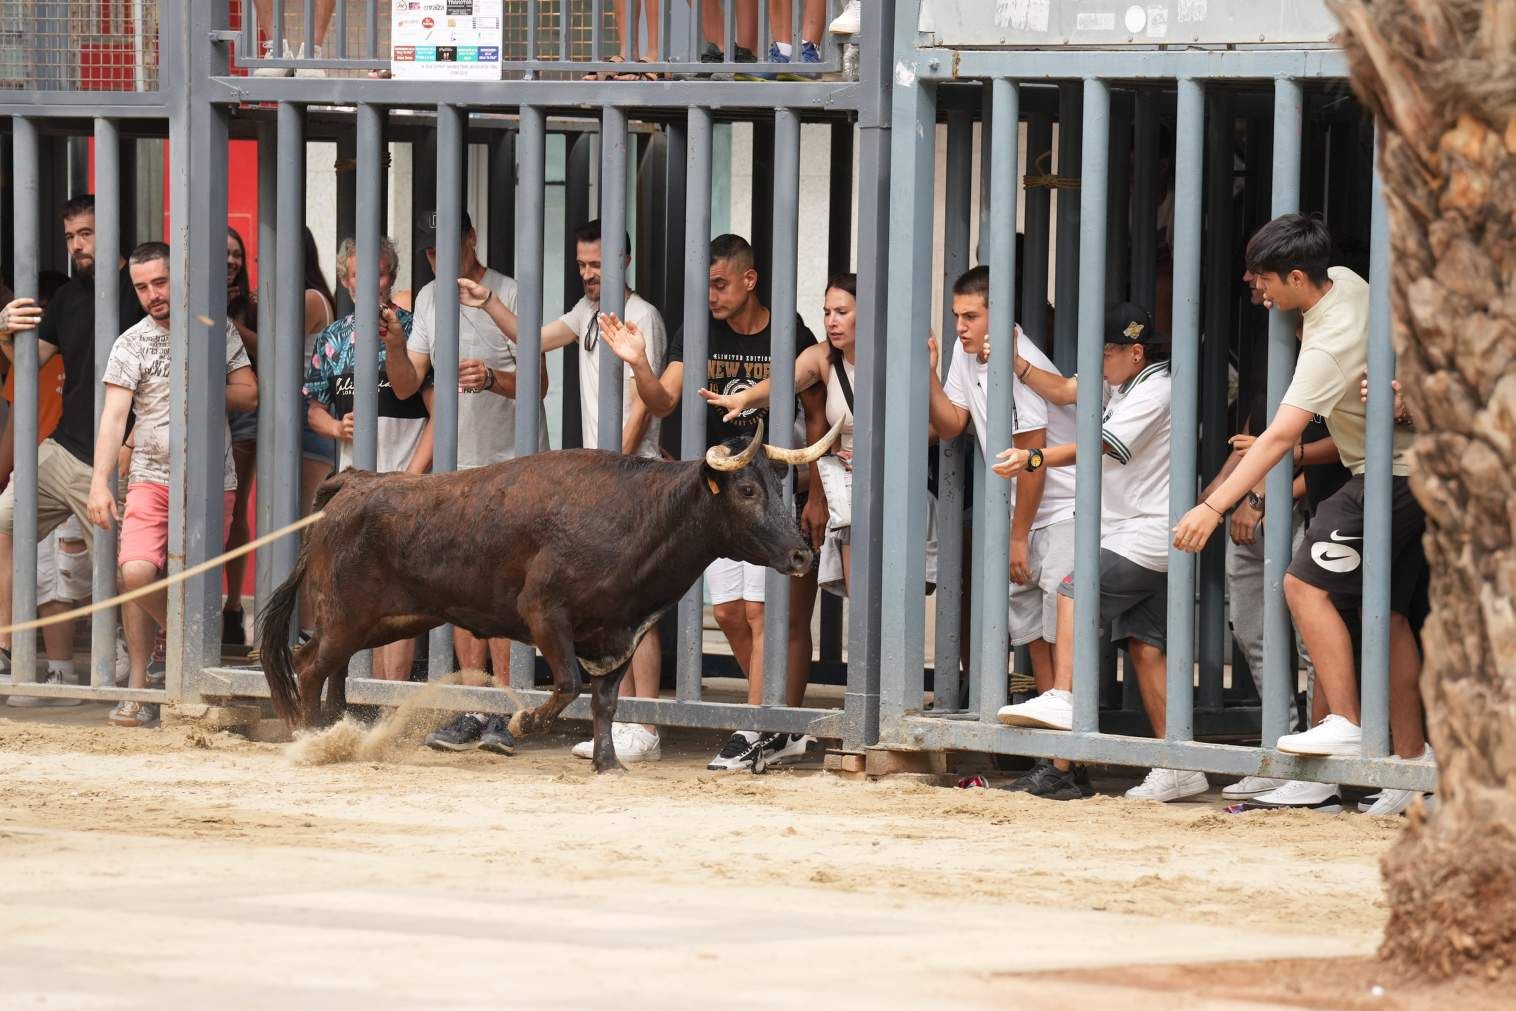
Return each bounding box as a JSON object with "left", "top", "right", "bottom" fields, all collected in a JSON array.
[
  {"left": 304, "top": 0, "right": 314, "bottom": 59},
  {"left": 676, "top": 106, "right": 713, "bottom": 705},
  {"left": 275, "top": 0, "right": 285, "bottom": 60},
  {"left": 335, "top": 0, "right": 346, "bottom": 60},
  {"left": 560, "top": 0, "right": 570, "bottom": 61},
  {"left": 1262, "top": 77, "right": 1302, "bottom": 747},
  {"left": 254, "top": 120, "right": 278, "bottom": 622},
  {"left": 1164, "top": 78, "right": 1204, "bottom": 743},
  {"left": 598, "top": 105, "right": 628, "bottom": 451},
  {"left": 1361, "top": 148, "right": 1393, "bottom": 759},
  {"left": 527, "top": 0, "right": 539, "bottom": 62},
  {"left": 1052, "top": 81, "right": 1082, "bottom": 375},
  {"left": 9, "top": 117, "right": 39, "bottom": 686},
  {"left": 427, "top": 102, "right": 465, "bottom": 680},
  {"left": 366, "top": 0, "right": 377, "bottom": 59},
  {"left": 90, "top": 118, "right": 122, "bottom": 688},
  {"left": 877, "top": 16, "right": 935, "bottom": 729},
  {"left": 933, "top": 107, "right": 972, "bottom": 711},
  {"left": 724, "top": 0, "right": 736, "bottom": 62},
  {"left": 349, "top": 101, "right": 383, "bottom": 681},
  {"left": 977, "top": 77, "right": 1018, "bottom": 722},
  {"left": 271, "top": 103, "right": 304, "bottom": 603},
  {"left": 593, "top": 0, "right": 604, "bottom": 62},
  {"left": 243, "top": 0, "right": 256, "bottom": 65},
  {"left": 761, "top": 106, "right": 801, "bottom": 709},
  {"left": 1072, "top": 78, "right": 1110, "bottom": 736},
  {"left": 510, "top": 104, "right": 548, "bottom": 691}
]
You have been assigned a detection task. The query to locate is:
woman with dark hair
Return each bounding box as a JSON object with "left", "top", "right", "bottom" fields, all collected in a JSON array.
[
  {"left": 698, "top": 272, "right": 859, "bottom": 593},
  {"left": 219, "top": 225, "right": 336, "bottom": 646}
]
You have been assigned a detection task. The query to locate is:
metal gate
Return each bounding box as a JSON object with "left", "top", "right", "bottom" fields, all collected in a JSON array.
[{"left": 0, "top": 1, "right": 1435, "bottom": 794}]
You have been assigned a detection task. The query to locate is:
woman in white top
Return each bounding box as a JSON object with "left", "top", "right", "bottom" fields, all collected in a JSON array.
[{"left": 700, "top": 273, "right": 858, "bottom": 593}]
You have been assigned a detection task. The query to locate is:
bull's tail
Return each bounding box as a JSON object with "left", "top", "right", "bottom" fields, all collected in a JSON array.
[{"left": 257, "top": 532, "right": 311, "bottom": 728}]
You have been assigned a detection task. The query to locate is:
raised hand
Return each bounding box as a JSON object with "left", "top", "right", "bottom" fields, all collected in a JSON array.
[
  {"left": 597, "top": 312, "right": 648, "bottom": 366},
  {"left": 697, "top": 387, "right": 746, "bottom": 422},
  {"left": 457, "top": 277, "right": 493, "bottom": 309}
]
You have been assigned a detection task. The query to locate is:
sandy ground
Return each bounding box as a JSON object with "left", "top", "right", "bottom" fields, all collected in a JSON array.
[{"left": 0, "top": 702, "right": 1488, "bottom": 1010}]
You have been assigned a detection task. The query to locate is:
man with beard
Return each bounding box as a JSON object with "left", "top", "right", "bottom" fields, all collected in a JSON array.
[
  {"left": 86, "top": 243, "right": 258, "bottom": 727},
  {"left": 0, "top": 195, "right": 143, "bottom": 682}
]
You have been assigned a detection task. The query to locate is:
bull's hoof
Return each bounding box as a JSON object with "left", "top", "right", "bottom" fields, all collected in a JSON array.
[
  {"left": 507, "top": 709, "right": 529, "bottom": 738},
  {"left": 591, "top": 759, "right": 628, "bottom": 775}
]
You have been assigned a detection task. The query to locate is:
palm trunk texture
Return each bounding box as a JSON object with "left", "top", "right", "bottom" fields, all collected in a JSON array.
[{"left": 1331, "top": 0, "right": 1516, "bottom": 977}]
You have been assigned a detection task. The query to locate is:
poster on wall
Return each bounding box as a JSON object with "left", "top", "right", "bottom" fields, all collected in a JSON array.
[{"left": 391, "top": 0, "right": 503, "bottom": 80}]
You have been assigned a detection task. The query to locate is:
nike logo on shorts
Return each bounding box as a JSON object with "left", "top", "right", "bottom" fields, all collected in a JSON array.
[{"left": 1329, "top": 529, "right": 1362, "bottom": 543}]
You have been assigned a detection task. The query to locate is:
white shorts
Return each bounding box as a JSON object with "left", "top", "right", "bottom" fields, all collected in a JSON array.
[
  {"left": 706, "top": 556, "right": 767, "bottom": 606},
  {"left": 37, "top": 515, "right": 91, "bottom": 606},
  {"left": 1008, "top": 517, "right": 1075, "bottom": 646}
]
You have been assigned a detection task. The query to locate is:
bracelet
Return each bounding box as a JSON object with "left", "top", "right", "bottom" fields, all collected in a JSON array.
[
  {"left": 482, "top": 366, "right": 496, "bottom": 392},
  {"left": 1017, "top": 360, "right": 1032, "bottom": 380},
  {"left": 1202, "top": 500, "right": 1225, "bottom": 519}
]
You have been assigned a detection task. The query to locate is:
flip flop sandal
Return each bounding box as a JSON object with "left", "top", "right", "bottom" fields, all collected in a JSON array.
[{"left": 585, "top": 54, "right": 627, "bottom": 81}]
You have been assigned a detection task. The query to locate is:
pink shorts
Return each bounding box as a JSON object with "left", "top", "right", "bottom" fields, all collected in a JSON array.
[{"left": 119, "top": 482, "right": 237, "bottom": 572}]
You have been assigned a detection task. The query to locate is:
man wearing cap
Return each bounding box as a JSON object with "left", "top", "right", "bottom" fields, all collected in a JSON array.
[
  {"left": 994, "top": 302, "right": 1202, "bottom": 804},
  {"left": 385, "top": 209, "right": 550, "bottom": 722}
]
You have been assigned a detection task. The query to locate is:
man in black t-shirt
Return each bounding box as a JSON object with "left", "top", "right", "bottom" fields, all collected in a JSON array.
[
  {"left": 0, "top": 195, "right": 144, "bottom": 679},
  {"left": 600, "top": 233, "right": 826, "bottom": 773}
]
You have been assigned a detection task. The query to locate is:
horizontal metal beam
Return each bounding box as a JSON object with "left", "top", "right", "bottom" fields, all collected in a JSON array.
[
  {"left": 0, "top": 100, "right": 170, "bottom": 118},
  {"left": 214, "top": 77, "right": 863, "bottom": 111},
  {"left": 921, "top": 47, "right": 1348, "bottom": 81},
  {"left": 202, "top": 668, "right": 839, "bottom": 737},
  {"left": 0, "top": 685, "right": 168, "bottom": 703},
  {"left": 896, "top": 717, "right": 1437, "bottom": 792}
]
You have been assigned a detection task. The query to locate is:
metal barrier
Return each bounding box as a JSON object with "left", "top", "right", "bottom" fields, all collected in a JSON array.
[{"left": 0, "top": 1, "right": 1434, "bottom": 795}]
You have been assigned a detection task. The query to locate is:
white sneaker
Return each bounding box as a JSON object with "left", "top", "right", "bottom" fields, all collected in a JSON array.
[
  {"left": 571, "top": 722, "right": 661, "bottom": 763},
  {"left": 1243, "top": 779, "right": 1342, "bottom": 813},
  {"left": 1276, "top": 714, "right": 1362, "bottom": 756},
  {"left": 293, "top": 43, "right": 327, "bottom": 78},
  {"left": 1125, "top": 768, "right": 1209, "bottom": 802},
  {"left": 5, "top": 671, "right": 85, "bottom": 708},
  {"left": 252, "top": 38, "right": 294, "bottom": 77},
  {"left": 829, "top": 0, "right": 861, "bottom": 35},
  {"left": 1363, "top": 788, "right": 1425, "bottom": 817},
  {"left": 996, "top": 689, "right": 1073, "bottom": 730},
  {"left": 1222, "top": 775, "right": 1288, "bottom": 800}
]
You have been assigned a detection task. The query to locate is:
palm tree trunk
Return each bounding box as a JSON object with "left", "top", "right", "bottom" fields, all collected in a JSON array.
[{"left": 1331, "top": 0, "right": 1516, "bottom": 977}]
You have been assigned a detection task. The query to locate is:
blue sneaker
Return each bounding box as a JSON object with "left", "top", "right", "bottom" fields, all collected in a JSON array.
[
  {"left": 767, "top": 41, "right": 792, "bottom": 64},
  {"left": 799, "top": 40, "right": 821, "bottom": 64}
]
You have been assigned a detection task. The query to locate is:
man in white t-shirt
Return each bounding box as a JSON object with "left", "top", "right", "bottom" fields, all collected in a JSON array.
[
  {"left": 926, "top": 265, "right": 1076, "bottom": 700},
  {"left": 450, "top": 218, "right": 669, "bottom": 763},
  {"left": 995, "top": 303, "right": 1197, "bottom": 804},
  {"left": 87, "top": 242, "right": 258, "bottom": 729},
  {"left": 385, "top": 209, "right": 550, "bottom": 690}
]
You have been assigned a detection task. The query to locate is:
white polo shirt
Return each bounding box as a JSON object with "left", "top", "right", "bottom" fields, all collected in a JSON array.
[
  {"left": 941, "top": 326, "right": 1077, "bottom": 530},
  {"left": 409, "top": 267, "right": 551, "bottom": 468},
  {"left": 1099, "top": 361, "right": 1172, "bottom": 572},
  {"left": 558, "top": 291, "right": 667, "bottom": 458}
]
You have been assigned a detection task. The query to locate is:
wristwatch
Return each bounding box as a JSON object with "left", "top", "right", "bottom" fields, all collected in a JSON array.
[
  {"left": 1245, "top": 490, "right": 1264, "bottom": 511},
  {"left": 1026, "top": 447, "right": 1045, "bottom": 473}
]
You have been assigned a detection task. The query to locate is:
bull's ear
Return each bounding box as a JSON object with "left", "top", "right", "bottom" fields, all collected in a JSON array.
[{"left": 700, "top": 464, "right": 723, "bottom": 495}]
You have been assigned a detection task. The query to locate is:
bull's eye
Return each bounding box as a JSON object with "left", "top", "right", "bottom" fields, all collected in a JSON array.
[{"left": 738, "top": 483, "right": 758, "bottom": 499}]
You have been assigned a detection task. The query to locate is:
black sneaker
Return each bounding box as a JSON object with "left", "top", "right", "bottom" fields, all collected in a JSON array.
[
  {"left": 222, "top": 608, "right": 247, "bottom": 647},
  {"left": 708, "top": 730, "right": 762, "bottom": 770},
  {"left": 478, "top": 715, "right": 516, "bottom": 756},
  {"left": 425, "top": 713, "right": 486, "bottom": 752},
  {"left": 1001, "top": 759, "right": 1092, "bottom": 801}
]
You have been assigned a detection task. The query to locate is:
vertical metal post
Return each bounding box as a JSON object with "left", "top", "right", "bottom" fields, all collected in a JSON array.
[
  {"left": 844, "top": 0, "right": 895, "bottom": 749},
  {"left": 335, "top": 0, "right": 346, "bottom": 59},
  {"left": 878, "top": 23, "right": 935, "bottom": 729},
  {"left": 304, "top": 0, "right": 315, "bottom": 57},
  {"left": 367, "top": 0, "right": 378, "bottom": 59},
  {"left": 9, "top": 118, "right": 39, "bottom": 686},
  {"left": 1164, "top": 79, "right": 1204, "bottom": 742},
  {"left": 977, "top": 78, "right": 1018, "bottom": 721},
  {"left": 167, "top": 0, "right": 232, "bottom": 696},
  {"left": 934, "top": 108, "right": 972, "bottom": 710},
  {"left": 1361, "top": 149, "right": 1393, "bottom": 758},
  {"left": 271, "top": 103, "right": 304, "bottom": 599},
  {"left": 598, "top": 105, "right": 628, "bottom": 451},
  {"left": 254, "top": 120, "right": 278, "bottom": 619},
  {"left": 1262, "top": 77, "right": 1302, "bottom": 747},
  {"left": 677, "top": 107, "right": 713, "bottom": 704},
  {"left": 90, "top": 118, "right": 123, "bottom": 688},
  {"left": 527, "top": 0, "right": 539, "bottom": 61},
  {"left": 1021, "top": 112, "right": 1053, "bottom": 346},
  {"left": 348, "top": 101, "right": 383, "bottom": 681},
  {"left": 1071, "top": 78, "right": 1109, "bottom": 735},
  {"left": 1053, "top": 81, "right": 1083, "bottom": 375},
  {"left": 426, "top": 103, "right": 465, "bottom": 680},
  {"left": 274, "top": 0, "right": 286, "bottom": 63},
  {"left": 592, "top": 0, "right": 604, "bottom": 61},
  {"left": 1130, "top": 88, "right": 1159, "bottom": 313},
  {"left": 761, "top": 107, "right": 801, "bottom": 708},
  {"left": 510, "top": 105, "right": 548, "bottom": 690},
  {"left": 559, "top": 0, "right": 569, "bottom": 62}
]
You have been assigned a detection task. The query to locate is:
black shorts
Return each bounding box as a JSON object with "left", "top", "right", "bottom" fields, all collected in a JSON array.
[
  {"left": 1057, "top": 548, "right": 1168, "bottom": 653},
  {"left": 1287, "top": 474, "right": 1428, "bottom": 619}
]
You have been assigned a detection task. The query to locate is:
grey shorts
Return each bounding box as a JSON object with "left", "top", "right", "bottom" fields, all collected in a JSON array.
[
  {"left": 228, "top": 409, "right": 258, "bottom": 444},
  {"left": 1057, "top": 547, "right": 1168, "bottom": 653},
  {"left": 1008, "top": 517, "right": 1074, "bottom": 646}
]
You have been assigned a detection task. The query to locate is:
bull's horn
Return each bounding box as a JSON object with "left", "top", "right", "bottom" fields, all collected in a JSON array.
[
  {"left": 704, "top": 420, "right": 766, "bottom": 472},
  {"left": 764, "top": 415, "right": 845, "bottom": 465}
]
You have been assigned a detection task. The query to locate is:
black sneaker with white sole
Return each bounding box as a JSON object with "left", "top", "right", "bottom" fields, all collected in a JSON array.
[
  {"left": 425, "top": 713, "right": 486, "bottom": 752},
  {"left": 478, "top": 715, "right": 516, "bottom": 756},
  {"left": 707, "top": 731, "right": 814, "bottom": 772},
  {"left": 1000, "top": 759, "right": 1092, "bottom": 801}
]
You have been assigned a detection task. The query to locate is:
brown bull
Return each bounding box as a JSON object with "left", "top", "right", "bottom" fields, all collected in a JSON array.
[{"left": 257, "top": 418, "right": 840, "bottom": 772}]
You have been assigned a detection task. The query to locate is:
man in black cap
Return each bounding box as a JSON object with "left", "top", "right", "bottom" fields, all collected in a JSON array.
[
  {"left": 384, "top": 208, "right": 548, "bottom": 751},
  {"left": 993, "top": 303, "right": 1203, "bottom": 804}
]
